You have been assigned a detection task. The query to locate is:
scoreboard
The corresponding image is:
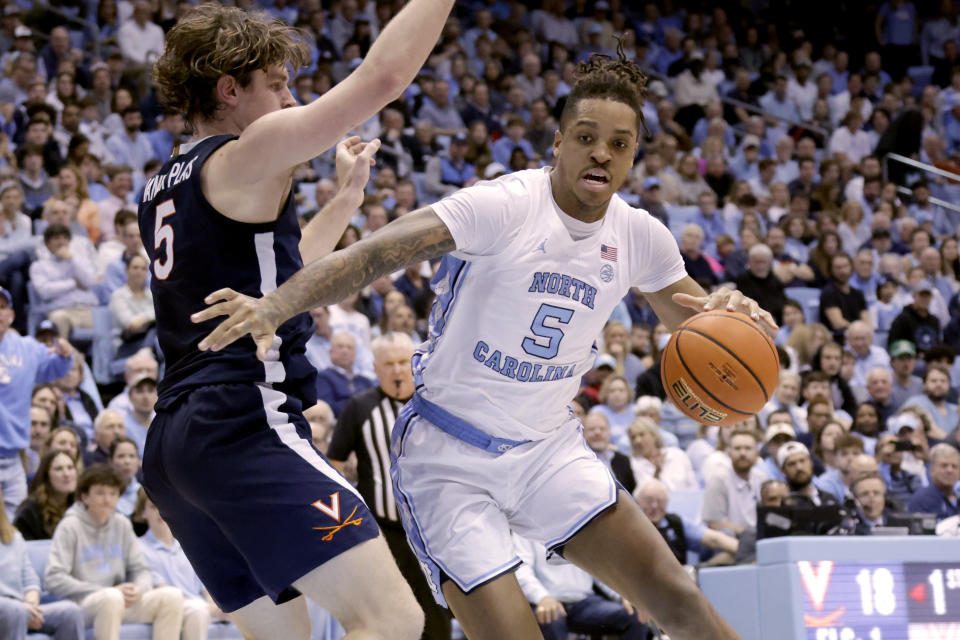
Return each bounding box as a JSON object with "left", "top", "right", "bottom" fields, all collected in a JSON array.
[
  {"left": 799, "top": 562, "right": 960, "bottom": 640},
  {"left": 700, "top": 537, "right": 960, "bottom": 640}
]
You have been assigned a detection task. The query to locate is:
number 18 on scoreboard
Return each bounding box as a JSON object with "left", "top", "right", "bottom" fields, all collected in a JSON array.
[{"left": 798, "top": 561, "right": 960, "bottom": 639}]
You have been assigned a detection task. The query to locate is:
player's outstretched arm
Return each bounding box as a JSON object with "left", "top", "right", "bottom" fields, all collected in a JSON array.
[
  {"left": 229, "top": 0, "right": 455, "bottom": 183},
  {"left": 192, "top": 207, "right": 455, "bottom": 357},
  {"left": 647, "top": 276, "right": 778, "bottom": 334},
  {"left": 299, "top": 136, "right": 380, "bottom": 264}
]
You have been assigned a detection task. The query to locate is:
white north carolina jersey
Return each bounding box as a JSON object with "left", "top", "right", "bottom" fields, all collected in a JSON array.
[{"left": 416, "top": 167, "right": 687, "bottom": 442}]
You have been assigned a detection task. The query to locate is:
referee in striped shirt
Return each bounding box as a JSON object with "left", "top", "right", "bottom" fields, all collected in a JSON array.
[{"left": 328, "top": 332, "right": 451, "bottom": 639}]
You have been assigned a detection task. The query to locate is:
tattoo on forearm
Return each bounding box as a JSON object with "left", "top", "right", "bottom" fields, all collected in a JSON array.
[{"left": 268, "top": 210, "right": 455, "bottom": 323}]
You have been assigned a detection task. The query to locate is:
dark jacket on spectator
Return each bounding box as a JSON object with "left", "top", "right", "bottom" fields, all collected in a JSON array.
[
  {"left": 736, "top": 270, "right": 787, "bottom": 324},
  {"left": 656, "top": 513, "right": 688, "bottom": 564},
  {"left": 907, "top": 485, "right": 959, "bottom": 522},
  {"left": 610, "top": 451, "right": 636, "bottom": 495},
  {"left": 682, "top": 252, "right": 718, "bottom": 289},
  {"left": 83, "top": 445, "right": 109, "bottom": 468},
  {"left": 887, "top": 306, "right": 941, "bottom": 355},
  {"left": 13, "top": 499, "right": 52, "bottom": 540},
  {"left": 853, "top": 506, "right": 903, "bottom": 535},
  {"left": 315, "top": 367, "right": 375, "bottom": 416},
  {"left": 819, "top": 282, "right": 867, "bottom": 330},
  {"left": 639, "top": 197, "right": 669, "bottom": 228},
  {"left": 636, "top": 360, "right": 666, "bottom": 400}
]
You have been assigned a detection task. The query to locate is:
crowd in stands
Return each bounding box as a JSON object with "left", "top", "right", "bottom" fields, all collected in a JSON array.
[{"left": 0, "top": 0, "right": 958, "bottom": 637}]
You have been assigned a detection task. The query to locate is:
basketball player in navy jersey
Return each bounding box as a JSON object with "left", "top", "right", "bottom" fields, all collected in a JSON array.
[
  {"left": 193, "top": 51, "right": 774, "bottom": 639},
  {"left": 136, "top": 3, "right": 454, "bottom": 639}
]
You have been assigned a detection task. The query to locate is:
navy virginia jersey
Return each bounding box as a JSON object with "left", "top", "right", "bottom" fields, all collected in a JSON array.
[{"left": 138, "top": 135, "right": 316, "bottom": 409}]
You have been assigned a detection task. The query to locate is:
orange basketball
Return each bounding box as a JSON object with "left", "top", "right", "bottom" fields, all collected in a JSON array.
[{"left": 660, "top": 310, "right": 780, "bottom": 427}]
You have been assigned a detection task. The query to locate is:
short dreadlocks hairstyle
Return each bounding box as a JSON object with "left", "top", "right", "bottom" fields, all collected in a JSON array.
[
  {"left": 153, "top": 4, "right": 310, "bottom": 125},
  {"left": 559, "top": 39, "right": 647, "bottom": 136}
]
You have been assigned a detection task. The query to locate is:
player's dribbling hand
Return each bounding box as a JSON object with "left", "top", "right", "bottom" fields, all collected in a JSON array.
[
  {"left": 672, "top": 286, "right": 778, "bottom": 335},
  {"left": 192, "top": 289, "right": 280, "bottom": 360},
  {"left": 535, "top": 596, "right": 566, "bottom": 624}
]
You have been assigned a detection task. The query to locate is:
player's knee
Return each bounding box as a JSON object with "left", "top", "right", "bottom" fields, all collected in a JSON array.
[{"left": 654, "top": 578, "right": 704, "bottom": 628}]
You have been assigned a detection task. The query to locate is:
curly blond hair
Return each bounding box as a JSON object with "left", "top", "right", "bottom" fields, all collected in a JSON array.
[{"left": 153, "top": 4, "right": 310, "bottom": 124}]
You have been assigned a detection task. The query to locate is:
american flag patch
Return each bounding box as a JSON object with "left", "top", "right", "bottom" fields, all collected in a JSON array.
[{"left": 601, "top": 244, "right": 618, "bottom": 262}]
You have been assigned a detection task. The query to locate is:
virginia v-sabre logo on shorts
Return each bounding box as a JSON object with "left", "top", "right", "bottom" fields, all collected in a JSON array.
[{"left": 311, "top": 492, "right": 364, "bottom": 541}]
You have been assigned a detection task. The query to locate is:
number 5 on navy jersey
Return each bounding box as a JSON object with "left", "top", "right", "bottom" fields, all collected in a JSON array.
[{"left": 522, "top": 303, "right": 574, "bottom": 359}]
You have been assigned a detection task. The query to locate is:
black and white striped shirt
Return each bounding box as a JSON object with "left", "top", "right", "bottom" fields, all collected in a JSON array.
[{"left": 328, "top": 387, "right": 406, "bottom": 523}]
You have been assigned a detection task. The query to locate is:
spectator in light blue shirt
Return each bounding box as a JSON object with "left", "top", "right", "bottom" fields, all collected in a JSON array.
[
  {"left": 0, "top": 500, "right": 85, "bottom": 640},
  {"left": 759, "top": 76, "right": 801, "bottom": 123},
  {"left": 876, "top": 434, "right": 926, "bottom": 505},
  {"left": 104, "top": 107, "right": 155, "bottom": 181},
  {"left": 908, "top": 181, "right": 950, "bottom": 238},
  {"left": 863, "top": 51, "right": 893, "bottom": 90},
  {"left": 907, "top": 444, "right": 959, "bottom": 522},
  {"left": 109, "top": 436, "right": 140, "bottom": 516},
  {"left": 691, "top": 102, "right": 736, "bottom": 148},
  {"left": 728, "top": 136, "right": 762, "bottom": 182},
  {"left": 417, "top": 80, "right": 466, "bottom": 136},
  {"left": 491, "top": 117, "right": 535, "bottom": 169},
  {"left": 759, "top": 423, "right": 795, "bottom": 483},
  {"left": 943, "top": 98, "right": 960, "bottom": 162},
  {"left": 0, "top": 182, "right": 38, "bottom": 334},
  {"left": 849, "top": 248, "right": 881, "bottom": 305},
  {"left": 772, "top": 136, "right": 799, "bottom": 184},
  {"left": 691, "top": 191, "right": 725, "bottom": 252},
  {"left": 652, "top": 28, "right": 684, "bottom": 75},
  {"left": 144, "top": 111, "right": 185, "bottom": 163},
  {"left": 28, "top": 224, "right": 100, "bottom": 339},
  {"left": 103, "top": 217, "right": 148, "bottom": 295},
  {"left": 138, "top": 489, "right": 223, "bottom": 637},
  {"left": 902, "top": 365, "right": 959, "bottom": 436},
  {"left": 876, "top": 0, "right": 917, "bottom": 47},
  {"left": 121, "top": 374, "right": 156, "bottom": 455},
  {"left": 845, "top": 322, "right": 891, "bottom": 388},
  {"left": 0, "top": 286, "right": 73, "bottom": 520},
  {"left": 827, "top": 51, "right": 850, "bottom": 95}
]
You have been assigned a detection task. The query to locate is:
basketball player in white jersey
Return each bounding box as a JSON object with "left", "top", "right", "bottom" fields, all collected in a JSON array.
[{"left": 193, "top": 49, "right": 775, "bottom": 639}]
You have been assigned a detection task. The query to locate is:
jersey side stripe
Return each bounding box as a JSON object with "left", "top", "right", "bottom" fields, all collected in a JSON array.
[
  {"left": 257, "top": 385, "right": 361, "bottom": 499},
  {"left": 253, "top": 232, "right": 285, "bottom": 383},
  {"left": 413, "top": 255, "right": 471, "bottom": 387},
  {"left": 375, "top": 398, "right": 398, "bottom": 521},
  {"left": 254, "top": 232, "right": 278, "bottom": 294}
]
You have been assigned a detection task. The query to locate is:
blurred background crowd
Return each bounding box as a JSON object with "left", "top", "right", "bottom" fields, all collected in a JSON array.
[{"left": 0, "top": 0, "right": 959, "bottom": 638}]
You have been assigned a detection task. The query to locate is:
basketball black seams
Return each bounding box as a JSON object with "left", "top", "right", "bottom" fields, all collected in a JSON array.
[{"left": 679, "top": 327, "right": 771, "bottom": 404}]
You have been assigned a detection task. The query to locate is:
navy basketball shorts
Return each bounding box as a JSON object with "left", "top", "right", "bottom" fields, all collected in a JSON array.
[{"left": 142, "top": 383, "right": 380, "bottom": 612}]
